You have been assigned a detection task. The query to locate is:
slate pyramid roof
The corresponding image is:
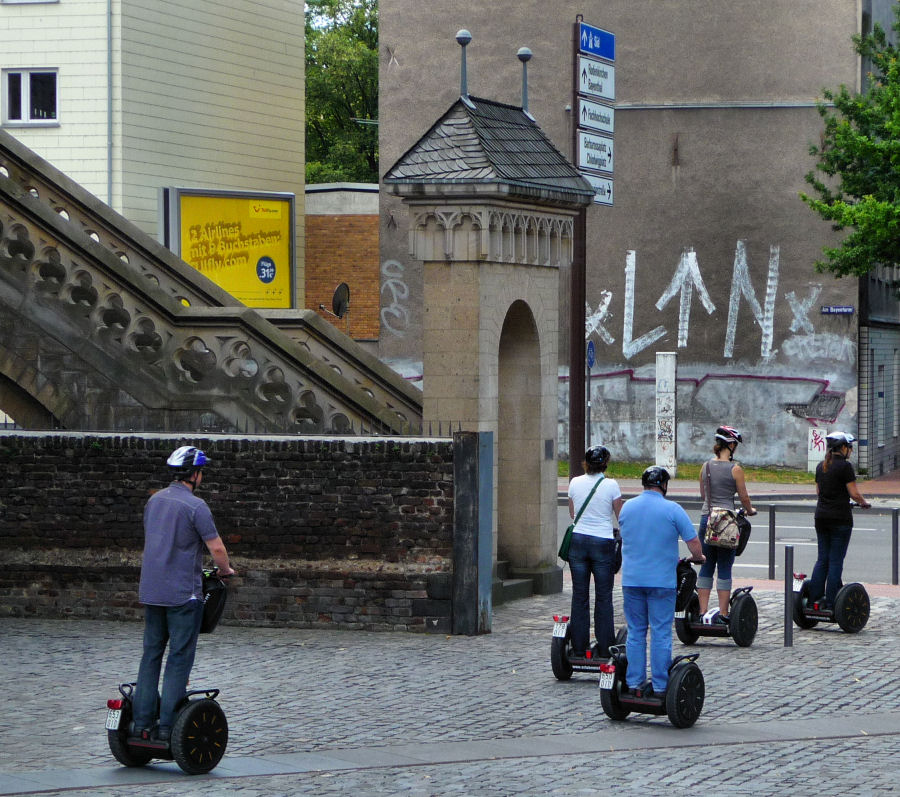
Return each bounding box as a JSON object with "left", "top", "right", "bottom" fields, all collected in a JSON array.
[{"left": 383, "top": 95, "right": 594, "bottom": 207}]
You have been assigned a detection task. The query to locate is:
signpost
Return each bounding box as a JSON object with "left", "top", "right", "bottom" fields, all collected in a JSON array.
[{"left": 574, "top": 19, "right": 615, "bottom": 206}]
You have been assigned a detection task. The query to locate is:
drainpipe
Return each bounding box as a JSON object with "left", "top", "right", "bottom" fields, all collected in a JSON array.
[{"left": 107, "top": 0, "right": 113, "bottom": 207}]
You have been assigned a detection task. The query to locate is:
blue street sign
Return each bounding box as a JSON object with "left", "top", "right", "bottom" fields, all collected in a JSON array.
[
  {"left": 579, "top": 22, "right": 615, "bottom": 62},
  {"left": 587, "top": 339, "right": 595, "bottom": 368}
]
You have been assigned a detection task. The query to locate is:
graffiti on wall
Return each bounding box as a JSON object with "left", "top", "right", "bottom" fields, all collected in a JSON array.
[
  {"left": 594, "top": 242, "right": 832, "bottom": 361},
  {"left": 380, "top": 260, "right": 410, "bottom": 337}
]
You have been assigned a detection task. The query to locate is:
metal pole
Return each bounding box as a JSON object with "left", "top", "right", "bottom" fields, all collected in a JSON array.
[
  {"left": 586, "top": 360, "right": 591, "bottom": 448},
  {"left": 893, "top": 508, "right": 899, "bottom": 586},
  {"left": 768, "top": 505, "right": 776, "bottom": 581},
  {"left": 784, "top": 544, "right": 794, "bottom": 648}
]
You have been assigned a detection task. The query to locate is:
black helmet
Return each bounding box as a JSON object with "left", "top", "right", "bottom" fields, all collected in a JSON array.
[
  {"left": 715, "top": 425, "right": 743, "bottom": 445},
  {"left": 167, "top": 445, "right": 208, "bottom": 478},
  {"left": 584, "top": 445, "right": 610, "bottom": 468},
  {"left": 641, "top": 466, "right": 670, "bottom": 493},
  {"left": 825, "top": 431, "right": 855, "bottom": 450}
]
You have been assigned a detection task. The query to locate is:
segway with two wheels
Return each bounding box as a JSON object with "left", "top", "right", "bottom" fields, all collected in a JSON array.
[
  {"left": 105, "top": 568, "right": 230, "bottom": 775},
  {"left": 550, "top": 615, "right": 627, "bottom": 680},
  {"left": 599, "top": 647, "right": 705, "bottom": 728},
  {"left": 792, "top": 573, "right": 870, "bottom": 634}
]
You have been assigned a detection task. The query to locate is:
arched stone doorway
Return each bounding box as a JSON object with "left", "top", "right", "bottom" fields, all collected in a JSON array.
[{"left": 497, "top": 300, "right": 541, "bottom": 566}]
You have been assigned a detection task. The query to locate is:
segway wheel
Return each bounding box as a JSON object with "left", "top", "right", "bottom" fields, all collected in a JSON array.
[
  {"left": 107, "top": 704, "right": 153, "bottom": 768},
  {"left": 550, "top": 629, "right": 573, "bottom": 681},
  {"left": 834, "top": 582, "right": 870, "bottom": 634},
  {"left": 729, "top": 592, "right": 758, "bottom": 648},
  {"left": 665, "top": 661, "right": 705, "bottom": 729},
  {"left": 675, "top": 593, "right": 700, "bottom": 645},
  {"left": 599, "top": 657, "right": 630, "bottom": 721},
  {"left": 792, "top": 580, "right": 818, "bottom": 629},
  {"left": 171, "top": 698, "right": 228, "bottom": 775}
]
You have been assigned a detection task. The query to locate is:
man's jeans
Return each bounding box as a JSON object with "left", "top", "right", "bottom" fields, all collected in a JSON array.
[
  {"left": 568, "top": 533, "right": 616, "bottom": 655},
  {"left": 622, "top": 586, "right": 675, "bottom": 693},
  {"left": 132, "top": 600, "right": 204, "bottom": 733},
  {"left": 809, "top": 521, "right": 853, "bottom": 608}
]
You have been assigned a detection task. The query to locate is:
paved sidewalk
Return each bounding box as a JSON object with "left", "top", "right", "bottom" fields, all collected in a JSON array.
[{"left": 2, "top": 574, "right": 900, "bottom": 795}]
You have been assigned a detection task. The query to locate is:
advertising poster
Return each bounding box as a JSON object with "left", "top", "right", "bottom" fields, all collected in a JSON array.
[{"left": 167, "top": 189, "right": 295, "bottom": 309}]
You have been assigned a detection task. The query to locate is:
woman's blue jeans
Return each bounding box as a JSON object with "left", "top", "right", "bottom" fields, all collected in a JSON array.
[
  {"left": 809, "top": 521, "right": 853, "bottom": 608},
  {"left": 132, "top": 600, "right": 204, "bottom": 733},
  {"left": 622, "top": 586, "right": 675, "bottom": 693},
  {"left": 568, "top": 533, "right": 616, "bottom": 655}
]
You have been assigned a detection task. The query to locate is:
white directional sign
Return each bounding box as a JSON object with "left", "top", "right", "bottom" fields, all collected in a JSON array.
[
  {"left": 578, "top": 55, "right": 615, "bottom": 102},
  {"left": 578, "top": 97, "right": 614, "bottom": 135},
  {"left": 582, "top": 173, "right": 613, "bottom": 206},
  {"left": 578, "top": 129, "right": 614, "bottom": 173}
]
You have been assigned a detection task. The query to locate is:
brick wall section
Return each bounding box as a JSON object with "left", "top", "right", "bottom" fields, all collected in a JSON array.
[
  {"left": 305, "top": 215, "right": 380, "bottom": 340},
  {"left": 0, "top": 434, "right": 455, "bottom": 632}
]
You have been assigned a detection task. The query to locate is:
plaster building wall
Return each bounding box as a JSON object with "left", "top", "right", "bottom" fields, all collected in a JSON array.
[
  {"left": 2, "top": 0, "right": 306, "bottom": 308},
  {"left": 0, "top": 0, "right": 110, "bottom": 199},
  {"left": 379, "top": 0, "right": 875, "bottom": 468}
]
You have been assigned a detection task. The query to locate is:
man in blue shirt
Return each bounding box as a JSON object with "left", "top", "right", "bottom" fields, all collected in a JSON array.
[
  {"left": 130, "top": 446, "right": 235, "bottom": 743},
  {"left": 618, "top": 466, "right": 704, "bottom": 697}
]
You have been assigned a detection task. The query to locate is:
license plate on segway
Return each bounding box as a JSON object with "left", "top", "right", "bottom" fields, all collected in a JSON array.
[
  {"left": 792, "top": 578, "right": 804, "bottom": 592},
  {"left": 599, "top": 671, "right": 615, "bottom": 689},
  {"left": 105, "top": 709, "right": 122, "bottom": 730},
  {"left": 552, "top": 622, "right": 567, "bottom": 638},
  {"left": 673, "top": 610, "right": 685, "bottom": 619}
]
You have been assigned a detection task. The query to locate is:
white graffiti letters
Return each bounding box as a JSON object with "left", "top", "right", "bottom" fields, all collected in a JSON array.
[
  {"left": 786, "top": 285, "right": 822, "bottom": 334},
  {"left": 655, "top": 247, "right": 716, "bottom": 348},
  {"left": 622, "top": 250, "right": 667, "bottom": 359},
  {"left": 380, "top": 260, "right": 410, "bottom": 337},
  {"left": 586, "top": 291, "right": 615, "bottom": 345},
  {"left": 724, "top": 241, "right": 779, "bottom": 359}
]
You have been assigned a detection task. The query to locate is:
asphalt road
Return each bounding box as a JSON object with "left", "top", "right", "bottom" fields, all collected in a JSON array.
[{"left": 557, "top": 503, "right": 899, "bottom": 584}]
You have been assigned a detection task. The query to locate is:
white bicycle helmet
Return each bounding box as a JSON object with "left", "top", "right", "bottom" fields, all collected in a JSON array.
[
  {"left": 825, "top": 431, "right": 855, "bottom": 450},
  {"left": 715, "top": 425, "right": 743, "bottom": 445},
  {"left": 167, "top": 445, "right": 209, "bottom": 470}
]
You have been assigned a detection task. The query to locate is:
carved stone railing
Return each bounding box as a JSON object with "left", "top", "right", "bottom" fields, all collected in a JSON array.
[{"left": 0, "top": 129, "right": 422, "bottom": 434}]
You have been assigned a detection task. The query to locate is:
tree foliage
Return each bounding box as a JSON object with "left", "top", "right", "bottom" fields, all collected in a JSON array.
[
  {"left": 305, "top": 0, "right": 378, "bottom": 184},
  {"left": 801, "top": 7, "right": 900, "bottom": 277}
]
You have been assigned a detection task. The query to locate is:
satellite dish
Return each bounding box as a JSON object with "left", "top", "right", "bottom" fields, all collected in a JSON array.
[{"left": 332, "top": 282, "right": 350, "bottom": 319}]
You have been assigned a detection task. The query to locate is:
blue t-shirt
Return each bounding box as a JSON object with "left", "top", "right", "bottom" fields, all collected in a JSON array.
[
  {"left": 619, "top": 490, "right": 698, "bottom": 588},
  {"left": 138, "top": 482, "right": 220, "bottom": 606}
]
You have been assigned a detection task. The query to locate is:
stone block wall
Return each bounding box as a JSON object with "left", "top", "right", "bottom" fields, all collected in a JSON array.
[{"left": 0, "top": 433, "right": 456, "bottom": 632}]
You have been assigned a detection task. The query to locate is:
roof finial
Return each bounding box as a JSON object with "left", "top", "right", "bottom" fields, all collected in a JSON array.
[
  {"left": 517, "top": 47, "right": 532, "bottom": 113},
  {"left": 456, "top": 29, "right": 472, "bottom": 98}
]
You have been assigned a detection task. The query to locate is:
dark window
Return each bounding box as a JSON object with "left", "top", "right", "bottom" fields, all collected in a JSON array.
[
  {"left": 7, "top": 73, "right": 21, "bottom": 120},
  {"left": 29, "top": 72, "right": 56, "bottom": 120}
]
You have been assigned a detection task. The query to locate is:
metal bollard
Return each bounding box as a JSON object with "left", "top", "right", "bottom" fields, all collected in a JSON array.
[
  {"left": 893, "top": 509, "right": 899, "bottom": 586},
  {"left": 768, "top": 505, "right": 776, "bottom": 581},
  {"left": 784, "top": 544, "right": 793, "bottom": 648}
]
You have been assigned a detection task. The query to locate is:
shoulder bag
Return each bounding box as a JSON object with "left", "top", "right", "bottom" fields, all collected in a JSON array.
[
  {"left": 704, "top": 461, "right": 740, "bottom": 549},
  {"left": 558, "top": 474, "right": 605, "bottom": 562}
]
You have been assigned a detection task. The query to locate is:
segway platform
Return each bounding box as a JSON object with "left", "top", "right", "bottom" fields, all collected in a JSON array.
[{"left": 792, "top": 574, "right": 870, "bottom": 634}]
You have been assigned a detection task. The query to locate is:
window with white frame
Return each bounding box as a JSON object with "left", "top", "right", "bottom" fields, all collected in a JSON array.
[{"left": 2, "top": 68, "right": 58, "bottom": 125}]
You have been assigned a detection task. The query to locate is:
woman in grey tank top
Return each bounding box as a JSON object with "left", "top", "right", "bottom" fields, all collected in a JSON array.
[{"left": 697, "top": 426, "right": 757, "bottom": 622}]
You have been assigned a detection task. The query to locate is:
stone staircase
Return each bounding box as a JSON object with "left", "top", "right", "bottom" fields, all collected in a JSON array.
[
  {"left": 0, "top": 128, "right": 423, "bottom": 434},
  {"left": 492, "top": 560, "right": 534, "bottom": 605}
]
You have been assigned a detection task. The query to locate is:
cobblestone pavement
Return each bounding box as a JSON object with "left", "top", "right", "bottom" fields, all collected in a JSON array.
[{"left": 2, "top": 581, "right": 900, "bottom": 795}]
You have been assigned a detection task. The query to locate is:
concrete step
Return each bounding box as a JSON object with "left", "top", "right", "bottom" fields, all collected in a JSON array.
[{"left": 492, "top": 577, "right": 533, "bottom": 605}]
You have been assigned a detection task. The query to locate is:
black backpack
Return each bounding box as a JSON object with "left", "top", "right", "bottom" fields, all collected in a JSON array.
[
  {"left": 675, "top": 559, "right": 697, "bottom": 611},
  {"left": 200, "top": 570, "right": 228, "bottom": 634}
]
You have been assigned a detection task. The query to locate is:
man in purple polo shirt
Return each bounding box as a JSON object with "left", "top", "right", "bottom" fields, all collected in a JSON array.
[{"left": 130, "top": 445, "right": 235, "bottom": 742}]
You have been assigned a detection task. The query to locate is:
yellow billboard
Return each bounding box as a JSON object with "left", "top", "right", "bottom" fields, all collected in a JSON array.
[{"left": 167, "top": 189, "right": 295, "bottom": 309}]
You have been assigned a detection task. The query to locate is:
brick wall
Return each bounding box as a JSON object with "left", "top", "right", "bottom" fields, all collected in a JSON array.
[
  {"left": 305, "top": 215, "right": 380, "bottom": 340},
  {"left": 0, "top": 433, "right": 456, "bottom": 632}
]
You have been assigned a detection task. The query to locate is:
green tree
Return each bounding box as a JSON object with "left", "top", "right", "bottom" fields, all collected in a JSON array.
[
  {"left": 801, "top": 6, "right": 900, "bottom": 277},
  {"left": 305, "top": 0, "right": 378, "bottom": 184}
]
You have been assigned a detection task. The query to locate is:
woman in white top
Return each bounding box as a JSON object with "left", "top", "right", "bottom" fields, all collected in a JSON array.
[{"left": 566, "top": 445, "right": 624, "bottom": 658}]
